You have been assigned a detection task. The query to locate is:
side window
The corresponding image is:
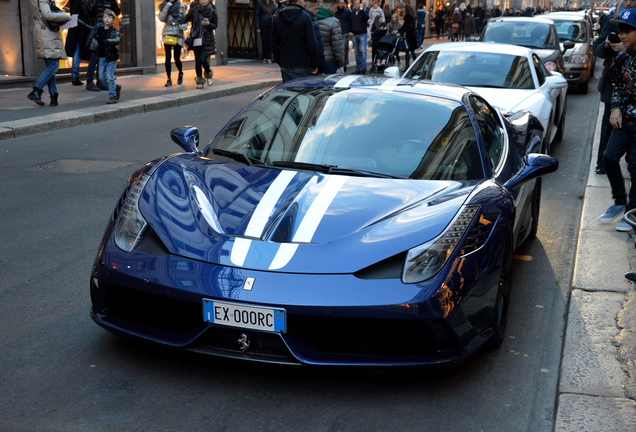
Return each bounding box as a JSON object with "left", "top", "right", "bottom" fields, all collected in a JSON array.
[
  {"left": 469, "top": 95, "right": 504, "bottom": 169},
  {"left": 533, "top": 54, "right": 546, "bottom": 86}
]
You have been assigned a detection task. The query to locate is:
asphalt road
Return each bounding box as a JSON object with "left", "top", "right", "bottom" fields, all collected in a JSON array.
[{"left": 0, "top": 78, "right": 597, "bottom": 431}]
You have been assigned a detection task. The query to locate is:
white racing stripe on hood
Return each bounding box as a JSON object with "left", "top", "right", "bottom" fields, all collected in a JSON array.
[
  {"left": 380, "top": 78, "right": 404, "bottom": 90},
  {"left": 230, "top": 170, "right": 297, "bottom": 267},
  {"left": 193, "top": 185, "right": 225, "bottom": 234},
  {"left": 334, "top": 75, "right": 361, "bottom": 88},
  {"left": 269, "top": 175, "right": 348, "bottom": 270}
]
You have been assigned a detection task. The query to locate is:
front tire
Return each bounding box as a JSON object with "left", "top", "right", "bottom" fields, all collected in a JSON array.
[
  {"left": 554, "top": 105, "right": 566, "bottom": 142},
  {"left": 485, "top": 229, "right": 513, "bottom": 350}
]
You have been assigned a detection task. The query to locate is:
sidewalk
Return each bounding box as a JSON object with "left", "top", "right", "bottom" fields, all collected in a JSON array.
[
  {"left": 0, "top": 60, "right": 283, "bottom": 141},
  {"left": 554, "top": 104, "right": 636, "bottom": 431}
]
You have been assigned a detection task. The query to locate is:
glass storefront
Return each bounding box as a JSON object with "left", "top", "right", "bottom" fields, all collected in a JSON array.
[{"left": 55, "top": 0, "right": 136, "bottom": 72}]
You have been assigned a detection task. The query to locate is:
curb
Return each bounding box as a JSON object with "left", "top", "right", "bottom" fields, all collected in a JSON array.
[{"left": 0, "top": 78, "right": 281, "bottom": 141}]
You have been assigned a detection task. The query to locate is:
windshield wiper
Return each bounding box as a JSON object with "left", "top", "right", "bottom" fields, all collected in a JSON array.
[
  {"left": 271, "top": 161, "right": 407, "bottom": 179},
  {"left": 211, "top": 149, "right": 267, "bottom": 166},
  {"left": 476, "top": 84, "right": 506, "bottom": 88}
]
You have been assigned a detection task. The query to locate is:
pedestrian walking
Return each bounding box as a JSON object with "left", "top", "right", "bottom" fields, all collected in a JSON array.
[
  {"left": 398, "top": 5, "right": 417, "bottom": 69},
  {"left": 27, "top": 0, "right": 72, "bottom": 107},
  {"left": 271, "top": 0, "right": 318, "bottom": 82},
  {"left": 302, "top": 0, "right": 326, "bottom": 74},
  {"left": 334, "top": 0, "right": 353, "bottom": 71},
  {"left": 598, "top": 8, "right": 636, "bottom": 231},
  {"left": 85, "top": 9, "right": 121, "bottom": 104},
  {"left": 181, "top": 0, "right": 218, "bottom": 89},
  {"left": 350, "top": 0, "right": 369, "bottom": 74},
  {"left": 434, "top": 4, "right": 445, "bottom": 39},
  {"left": 256, "top": 0, "right": 277, "bottom": 63},
  {"left": 64, "top": 0, "right": 91, "bottom": 87},
  {"left": 83, "top": 0, "right": 120, "bottom": 92},
  {"left": 463, "top": 9, "right": 475, "bottom": 39},
  {"left": 416, "top": 4, "right": 426, "bottom": 47},
  {"left": 316, "top": 2, "right": 344, "bottom": 74},
  {"left": 158, "top": 0, "right": 187, "bottom": 87}
]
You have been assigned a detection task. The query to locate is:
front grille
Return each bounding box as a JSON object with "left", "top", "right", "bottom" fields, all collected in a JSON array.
[
  {"left": 290, "top": 315, "right": 458, "bottom": 356},
  {"left": 104, "top": 283, "right": 203, "bottom": 334}
]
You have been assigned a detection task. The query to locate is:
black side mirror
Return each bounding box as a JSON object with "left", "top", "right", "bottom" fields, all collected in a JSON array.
[
  {"left": 170, "top": 126, "right": 200, "bottom": 153},
  {"left": 562, "top": 41, "right": 575, "bottom": 52},
  {"left": 505, "top": 153, "right": 559, "bottom": 190}
]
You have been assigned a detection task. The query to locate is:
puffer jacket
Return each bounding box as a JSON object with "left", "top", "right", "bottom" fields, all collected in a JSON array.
[
  {"left": 316, "top": 7, "right": 344, "bottom": 68},
  {"left": 29, "top": 0, "right": 69, "bottom": 59},
  {"left": 181, "top": 2, "right": 218, "bottom": 56},
  {"left": 159, "top": 0, "right": 186, "bottom": 43}
]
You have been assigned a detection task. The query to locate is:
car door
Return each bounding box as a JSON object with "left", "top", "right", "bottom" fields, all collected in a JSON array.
[{"left": 533, "top": 53, "right": 561, "bottom": 145}]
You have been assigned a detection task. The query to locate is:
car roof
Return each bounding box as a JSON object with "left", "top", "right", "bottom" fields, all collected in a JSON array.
[
  {"left": 489, "top": 17, "right": 555, "bottom": 25},
  {"left": 543, "top": 12, "right": 588, "bottom": 22},
  {"left": 274, "top": 75, "right": 473, "bottom": 102},
  {"left": 424, "top": 41, "right": 534, "bottom": 57}
]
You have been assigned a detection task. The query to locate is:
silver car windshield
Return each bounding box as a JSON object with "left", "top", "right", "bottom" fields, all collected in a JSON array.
[
  {"left": 404, "top": 51, "right": 535, "bottom": 90},
  {"left": 206, "top": 87, "right": 484, "bottom": 181},
  {"left": 483, "top": 22, "right": 557, "bottom": 49},
  {"left": 552, "top": 20, "right": 588, "bottom": 43}
]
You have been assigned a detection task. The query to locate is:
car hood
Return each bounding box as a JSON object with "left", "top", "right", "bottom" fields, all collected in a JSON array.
[
  {"left": 138, "top": 155, "right": 474, "bottom": 274},
  {"left": 467, "top": 87, "right": 549, "bottom": 122},
  {"left": 532, "top": 48, "right": 559, "bottom": 62}
]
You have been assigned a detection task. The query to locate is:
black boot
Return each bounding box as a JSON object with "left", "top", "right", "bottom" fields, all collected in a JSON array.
[
  {"left": 27, "top": 87, "right": 45, "bottom": 106},
  {"left": 72, "top": 78, "right": 83, "bottom": 86},
  {"left": 50, "top": 93, "right": 58, "bottom": 107}
]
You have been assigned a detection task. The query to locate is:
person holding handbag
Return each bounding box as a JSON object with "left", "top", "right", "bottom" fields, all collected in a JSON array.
[
  {"left": 181, "top": 0, "right": 218, "bottom": 89},
  {"left": 159, "top": 0, "right": 187, "bottom": 87},
  {"left": 256, "top": 0, "right": 277, "bottom": 63},
  {"left": 27, "top": 0, "right": 72, "bottom": 107}
]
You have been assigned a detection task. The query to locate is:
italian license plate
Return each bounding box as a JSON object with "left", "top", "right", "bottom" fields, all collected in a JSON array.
[{"left": 202, "top": 299, "right": 286, "bottom": 333}]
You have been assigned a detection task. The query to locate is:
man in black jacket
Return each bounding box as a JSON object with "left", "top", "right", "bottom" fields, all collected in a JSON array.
[
  {"left": 83, "top": 0, "right": 120, "bottom": 91},
  {"left": 272, "top": 0, "right": 318, "bottom": 82},
  {"left": 350, "top": 0, "right": 369, "bottom": 74}
]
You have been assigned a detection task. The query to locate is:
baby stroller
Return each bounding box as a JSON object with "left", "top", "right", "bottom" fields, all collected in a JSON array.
[{"left": 373, "top": 34, "right": 399, "bottom": 73}]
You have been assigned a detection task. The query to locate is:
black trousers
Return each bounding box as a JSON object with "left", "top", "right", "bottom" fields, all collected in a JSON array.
[
  {"left": 164, "top": 44, "right": 183, "bottom": 79},
  {"left": 603, "top": 122, "right": 636, "bottom": 211},
  {"left": 597, "top": 102, "right": 612, "bottom": 169},
  {"left": 260, "top": 26, "right": 272, "bottom": 60},
  {"left": 193, "top": 45, "right": 211, "bottom": 78}
]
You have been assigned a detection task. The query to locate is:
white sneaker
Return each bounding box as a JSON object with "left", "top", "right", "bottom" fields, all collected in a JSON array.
[{"left": 207, "top": 78, "right": 214, "bottom": 86}]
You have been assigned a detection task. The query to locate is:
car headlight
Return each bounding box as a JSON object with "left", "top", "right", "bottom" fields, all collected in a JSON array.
[
  {"left": 114, "top": 173, "right": 151, "bottom": 252},
  {"left": 544, "top": 61, "right": 557, "bottom": 71},
  {"left": 570, "top": 54, "right": 587, "bottom": 64},
  {"left": 402, "top": 206, "right": 479, "bottom": 284}
]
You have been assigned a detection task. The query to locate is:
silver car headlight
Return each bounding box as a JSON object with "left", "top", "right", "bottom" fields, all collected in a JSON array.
[
  {"left": 114, "top": 173, "right": 151, "bottom": 252},
  {"left": 402, "top": 206, "right": 479, "bottom": 284}
]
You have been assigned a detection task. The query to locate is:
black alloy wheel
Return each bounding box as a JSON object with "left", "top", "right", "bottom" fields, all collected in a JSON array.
[
  {"left": 485, "top": 229, "right": 513, "bottom": 350},
  {"left": 554, "top": 106, "right": 566, "bottom": 142}
]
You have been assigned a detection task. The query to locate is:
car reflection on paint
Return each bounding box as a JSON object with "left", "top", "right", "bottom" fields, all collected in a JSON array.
[{"left": 90, "top": 75, "right": 558, "bottom": 370}]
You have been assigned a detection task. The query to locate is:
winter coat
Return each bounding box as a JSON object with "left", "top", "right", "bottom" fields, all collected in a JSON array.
[
  {"left": 86, "top": 23, "right": 120, "bottom": 62},
  {"left": 83, "top": 0, "right": 120, "bottom": 26},
  {"left": 594, "top": 18, "right": 620, "bottom": 104},
  {"left": 182, "top": 2, "right": 218, "bottom": 56},
  {"left": 64, "top": 0, "right": 91, "bottom": 60},
  {"left": 316, "top": 7, "right": 344, "bottom": 68},
  {"left": 463, "top": 14, "right": 475, "bottom": 36},
  {"left": 272, "top": 4, "right": 318, "bottom": 69},
  {"left": 416, "top": 9, "right": 427, "bottom": 29},
  {"left": 159, "top": 0, "right": 186, "bottom": 45},
  {"left": 399, "top": 14, "right": 418, "bottom": 50},
  {"left": 334, "top": 7, "right": 352, "bottom": 34},
  {"left": 351, "top": 8, "right": 369, "bottom": 35},
  {"left": 307, "top": 11, "right": 326, "bottom": 73},
  {"left": 256, "top": 0, "right": 277, "bottom": 29},
  {"left": 29, "top": 0, "right": 69, "bottom": 60}
]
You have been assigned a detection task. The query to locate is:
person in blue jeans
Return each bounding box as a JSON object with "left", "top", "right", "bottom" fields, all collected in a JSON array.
[
  {"left": 83, "top": 0, "right": 120, "bottom": 91},
  {"left": 64, "top": 0, "right": 91, "bottom": 86},
  {"left": 334, "top": 0, "right": 352, "bottom": 71},
  {"left": 88, "top": 9, "right": 121, "bottom": 104},
  {"left": 350, "top": 0, "right": 369, "bottom": 74},
  {"left": 27, "top": 0, "right": 72, "bottom": 106}
]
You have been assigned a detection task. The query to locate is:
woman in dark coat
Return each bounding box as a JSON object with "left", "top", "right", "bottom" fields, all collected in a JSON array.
[
  {"left": 398, "top": 5, "right": 418, "bottom": 69},
  {"left": 434, "top": 4, "right": 445, "bottom": 39},
  {"left": 256, "top": 0, "right": 277, "bottom": 63},
  {"left": 64, "top": 0, "right": 91, "bottom": 86},
  {"left": 181, "top": 0, "right": 218, "bottom": 88}
]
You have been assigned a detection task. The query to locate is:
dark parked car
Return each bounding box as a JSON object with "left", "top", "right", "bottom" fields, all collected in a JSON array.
[
  {"left": 90, "top": 76, "right": 558, "bottom": 370},
  {"left": 477, "top": 17, "right": 574, "bottom": 76}
]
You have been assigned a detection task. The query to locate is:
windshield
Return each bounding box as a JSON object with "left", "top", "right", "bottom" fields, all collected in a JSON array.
[
  {"left": 205, "top": 87, "right": 484, "bottom": 181},
  {"left": 483, "top": 21, "right": 556, "bottom": 49},
  {"left": 404, "top": 51, "right": 535, "bottom": 90},
  {"left": 552, "top": 20, "right": 588, "bottom": 43}
]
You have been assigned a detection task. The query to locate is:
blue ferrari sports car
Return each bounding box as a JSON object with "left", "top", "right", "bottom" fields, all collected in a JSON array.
[{"left": 90, "top": 76, "right": 558, "bottom": 369}]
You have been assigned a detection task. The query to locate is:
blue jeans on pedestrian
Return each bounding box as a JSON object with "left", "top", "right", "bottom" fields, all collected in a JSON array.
[
  {"left": 71, "top": 43, "right": 81, "bottom": 79},
  {"left": 342, "top": 33, "right": 349, "bottom": 66},
  {"left": 87, "top": 51, "right": 99, "bottom": 84},
  {"left": 417, "top": 28, "right": 424, "bottom": 47},
  {"left": 34, "top": 58, "right": 59, "bottom": 95},
  {"left": 98, "top": 58, "right": 117, "bottom": 97},
  {"left": 353, "top": 33, "right": 367, "bottom": 71},
  {"left": 280, "top": 67, "right": 312, "bottom": 82}
]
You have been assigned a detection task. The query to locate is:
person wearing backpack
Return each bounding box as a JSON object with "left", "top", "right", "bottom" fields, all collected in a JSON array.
[{"left": 27, "top": 0, "right": 72, "bottom": 107}]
